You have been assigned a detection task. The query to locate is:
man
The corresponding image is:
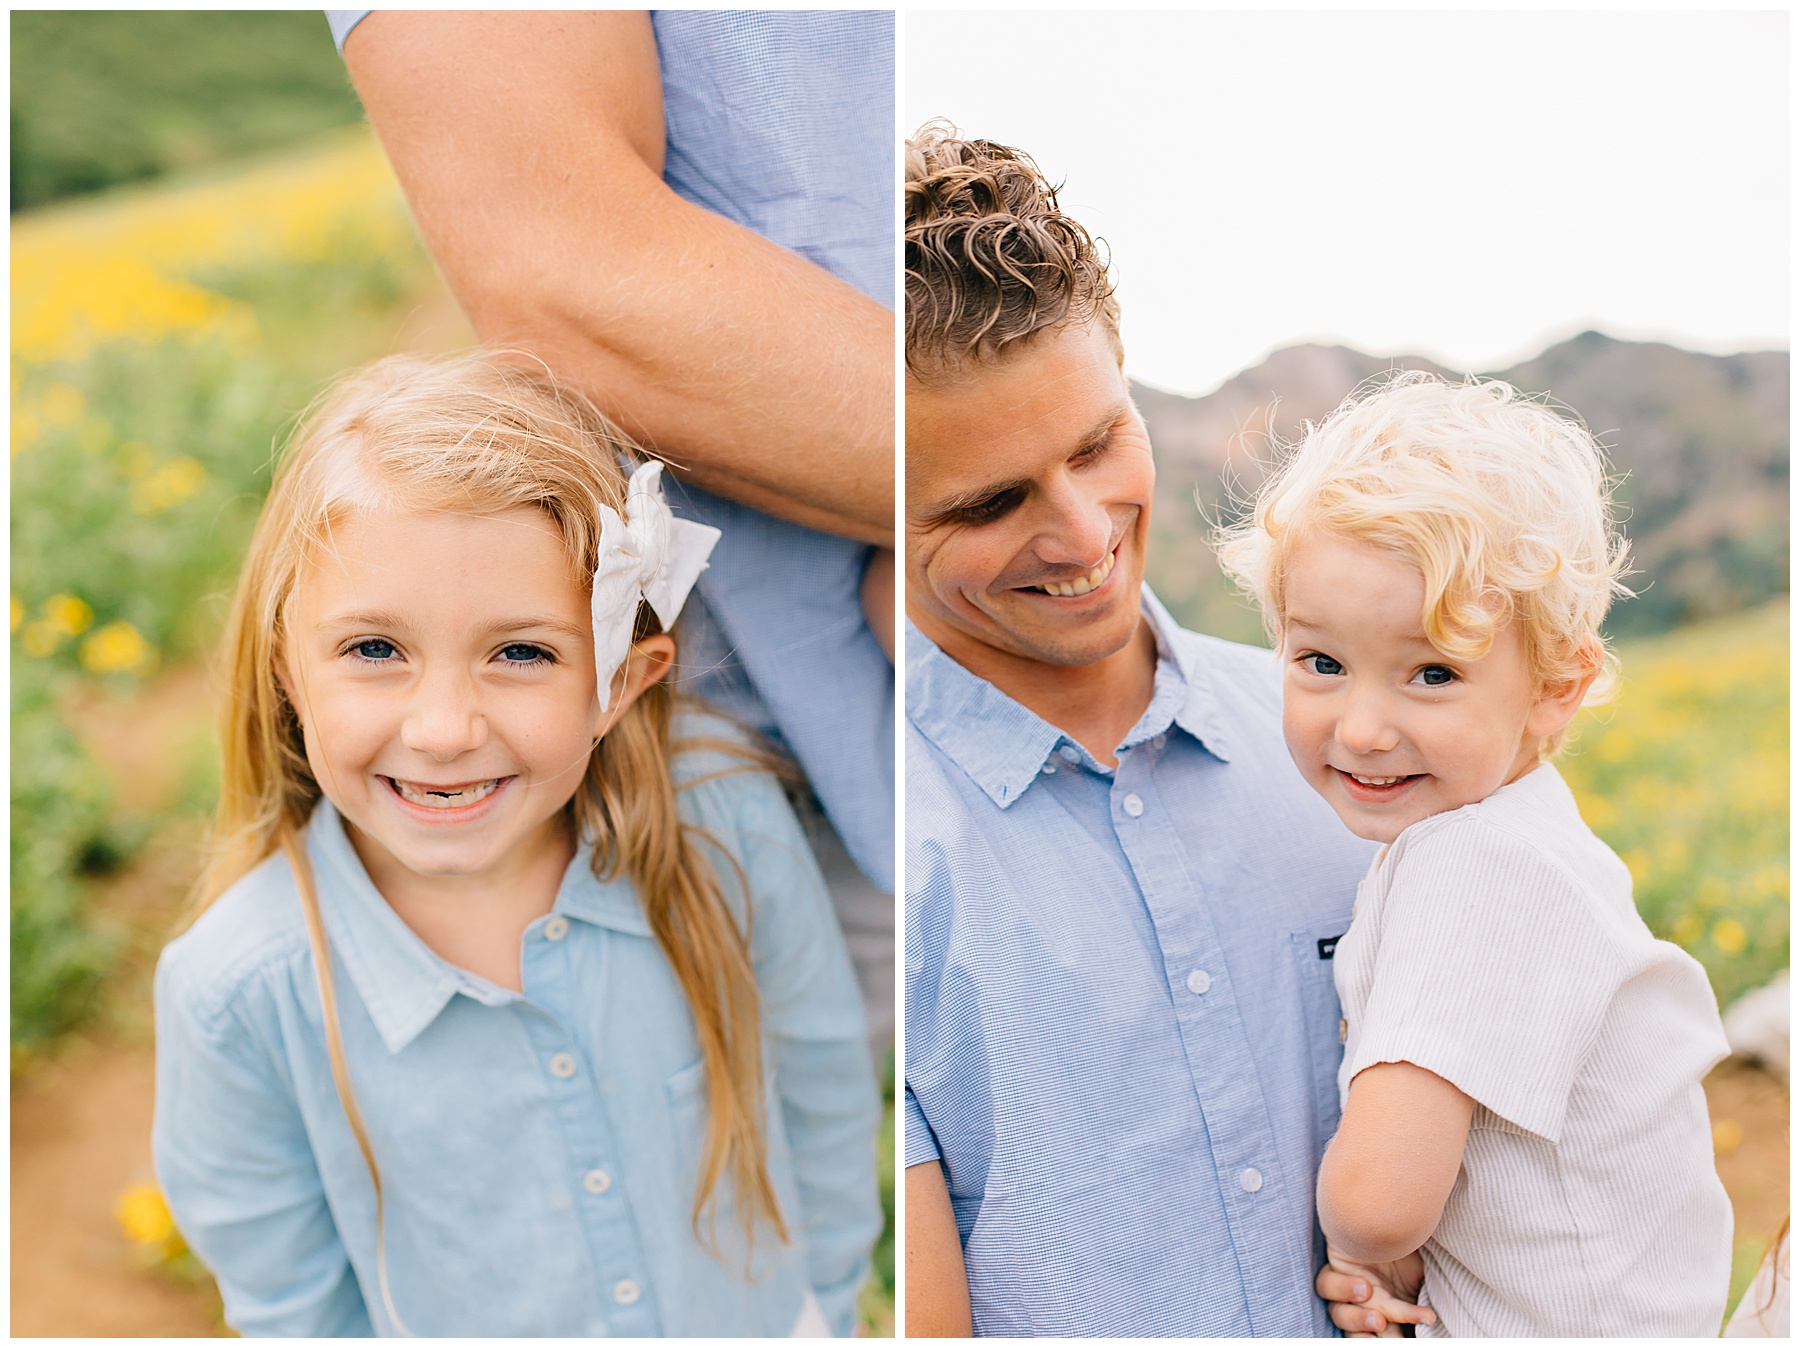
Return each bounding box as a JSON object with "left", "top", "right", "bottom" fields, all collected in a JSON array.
[
  {"left": 327, "top": 11, "right": 895, "bottom": 1054},
  {"left": 903, "top": 126, "right": 1405, "bottom": 1335}
]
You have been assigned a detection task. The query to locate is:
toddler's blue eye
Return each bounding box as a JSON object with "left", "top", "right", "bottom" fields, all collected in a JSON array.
[
  {"left": 353, "top": 639, "right": 397, "bottom": 661},
  {"left": 499, "top": 643, "right": 552, "bottom": 664},
  {"left": 1306, "top": 653, "right": 1343, "bottom": 676},
  {"left": 1415, "top": 664, "right": 1456, "bottom": 686}
]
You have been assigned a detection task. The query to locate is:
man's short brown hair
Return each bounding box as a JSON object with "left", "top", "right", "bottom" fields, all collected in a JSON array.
[{"left": 905, "top": 122, "right": 1120, "bottom": 383}]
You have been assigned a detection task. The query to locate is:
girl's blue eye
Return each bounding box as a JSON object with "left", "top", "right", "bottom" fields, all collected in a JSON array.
[
  {"left": 498, "top": 643, "right": 553, "bottom": 665},
  {"left": 1415, "top": 664, "right": 1456, "bottom": 687},
  {"left": 352, "top": 639, "right": 398, "bottom": 661},
  {"left": 1305, "top": 653, "right": 1343, "bottom": 676}
]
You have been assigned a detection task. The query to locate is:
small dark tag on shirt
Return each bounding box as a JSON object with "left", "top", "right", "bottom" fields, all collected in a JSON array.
[{"left": 1318, "top": 935, "right": 1342, "bottom": 960}]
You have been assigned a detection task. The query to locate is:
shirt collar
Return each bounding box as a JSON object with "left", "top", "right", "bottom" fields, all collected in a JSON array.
[
  {"left": 906, "top": 586, "right": 1237, "bottom": 811},
  {"left": 306, "top": 801, "right": 653, "bottom": 1054}
]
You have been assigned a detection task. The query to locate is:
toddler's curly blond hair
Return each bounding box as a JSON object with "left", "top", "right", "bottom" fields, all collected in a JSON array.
[{"left": 1216, "top": 371, "right": 1633, "bottom": 755}]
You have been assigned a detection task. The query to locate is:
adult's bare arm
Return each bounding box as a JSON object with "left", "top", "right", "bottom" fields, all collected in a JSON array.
[
  {"left": 905, "top": 1161, "right": 972, "bottom": 1336},
  {"left": 345, "top": 11, "right": 894, "bottom": 545}
]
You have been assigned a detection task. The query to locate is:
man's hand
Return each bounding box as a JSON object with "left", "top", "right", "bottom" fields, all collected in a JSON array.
[
  {"left": 345, "top": 12, "right": 894, "bottom": 545},
  {"left": 1317, "top": 1246, "right": 1436, "bottom": 1337},
  {"left": 904, "top": 1161, "right": 972, "bottom": 1336}
]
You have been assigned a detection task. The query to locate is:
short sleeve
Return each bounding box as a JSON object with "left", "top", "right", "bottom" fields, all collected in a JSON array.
[
  {"left": 1346, "top": 820, "right": 1629, "bottom": 1142},
  {"left": 903, "top": 1084, "right": 941, "bottom": 1167}
]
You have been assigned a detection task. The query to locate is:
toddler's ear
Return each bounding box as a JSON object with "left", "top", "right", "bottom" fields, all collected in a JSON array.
[
  {"left": 594, "top": 633, "right": 678, "bottom": 738},
  {"left": 1527, "top": 641, "right": 1602, "bottom": 738}
]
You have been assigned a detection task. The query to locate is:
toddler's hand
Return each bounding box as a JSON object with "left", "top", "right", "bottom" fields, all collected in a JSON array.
[{"left": 1316, "top": 1245, "right": 1435, "bottom": 1337}]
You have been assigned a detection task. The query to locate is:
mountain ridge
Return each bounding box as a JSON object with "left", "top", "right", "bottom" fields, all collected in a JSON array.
[{"left": 1137, "top": 330, "right": 1788, "bottom": 641}]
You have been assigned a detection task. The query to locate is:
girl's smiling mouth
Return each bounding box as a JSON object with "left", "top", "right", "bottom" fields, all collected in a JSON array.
[{"left": 383, "top": 775, "right": 513, "bottom": 812}]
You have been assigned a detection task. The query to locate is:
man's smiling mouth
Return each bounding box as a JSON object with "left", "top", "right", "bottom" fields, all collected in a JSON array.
[
  {"left": 384, "top": 776, "right": 509, "bottom": 809},
  {"left": 1030, "top": 547, "right": 1116, "bottom": 597}
]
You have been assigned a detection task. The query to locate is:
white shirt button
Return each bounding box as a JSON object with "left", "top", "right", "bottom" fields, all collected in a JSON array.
[
  {"left": 1240, "top": 1167, "right": 1264, "bottom": 1193},
  {"left": 544, "top": 916, "right": 570, "bottom": 941},
  {"left": 1122, "top": 793, "right": 1145, "bottom": 817},
  {"left": 1059, "top": 744, "right": 1081, "bottom": 764},
  {"left": 584, "top": 1168, "right": 612, "bottom": 1195},
  {"left": 1186, "top": 968, "right": 1212, "bottom": 995},
  {"left": 1040, "top": 762, "right": 1056, "bottom": 775},
  {"left": 613, "top": 1279, "right": 641, "bottom": 1305},
  {"left": 549, "top": 1052, "right": 577, "bottom": 1079}
]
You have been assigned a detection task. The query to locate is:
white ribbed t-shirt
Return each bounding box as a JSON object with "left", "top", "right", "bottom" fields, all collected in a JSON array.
[{"left": 1335, "top": 763, "right": 1733, "bottom": 1336}]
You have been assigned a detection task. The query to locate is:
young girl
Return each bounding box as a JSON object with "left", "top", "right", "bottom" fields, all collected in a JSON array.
[
  {"left": 152, "top": 353, "right": 880, "bottom": 1337},
  {"left": 1218, "top": 373, "right": 1733, "bottom": 1336}
]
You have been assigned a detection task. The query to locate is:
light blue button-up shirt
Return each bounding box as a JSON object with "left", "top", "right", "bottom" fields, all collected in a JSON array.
[
  {"left": 904, "top": 592, "right": 1375, "bottom": 1336},
  {"left": 154, "top": 717, "right": 880, "bottom": 1336},
  {"left": 325, "top": 8, "right": 896, "bottom": 891}
]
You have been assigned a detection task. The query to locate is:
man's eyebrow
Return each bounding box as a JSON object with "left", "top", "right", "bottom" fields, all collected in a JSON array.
[{"left": 911, "top": 399, "right": 1130, "bottom": 522}]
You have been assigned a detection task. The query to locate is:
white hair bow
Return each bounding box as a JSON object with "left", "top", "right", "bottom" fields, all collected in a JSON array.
[{"left": 591, "top": 460, "right": 720, "bottom": 712}]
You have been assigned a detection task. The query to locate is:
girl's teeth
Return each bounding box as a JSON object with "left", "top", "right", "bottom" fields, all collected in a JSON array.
[
  {"left": 1351, "top": 773, "right": 1407, "bottom": 787},
  {"left": 1036, "top": 550, "right": 1115, "bottom": 597},
  {"left": 392, "top": 778, "right": 501, "bottom": 808}
]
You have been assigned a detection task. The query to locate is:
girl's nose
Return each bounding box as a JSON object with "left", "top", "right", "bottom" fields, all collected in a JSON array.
[
  {"left": 1337, "top": 683, "right": 1400, "bottom": 755},
  {"left": 401, "top": 671, "right": 489, "bottom": 760}
]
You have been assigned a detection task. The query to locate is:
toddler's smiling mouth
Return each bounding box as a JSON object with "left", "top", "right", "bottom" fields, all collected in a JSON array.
[
  {"left": 384, "top": 776, "right": 510, "bottom": 809},
  {"left": 1336, "top": 768, "right": 1423, "bottom": 796}
]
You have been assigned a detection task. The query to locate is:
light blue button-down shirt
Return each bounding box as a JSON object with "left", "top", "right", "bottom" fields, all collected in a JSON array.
[
  {"left": 903, "top": 592, "right": 1375, "bottom": 1336},
  {"left": 325, "top": 8, "right": 896, "bottom": 890},
  {"left": 154, "top": 716, "right": 880, "bottom": 1336}
]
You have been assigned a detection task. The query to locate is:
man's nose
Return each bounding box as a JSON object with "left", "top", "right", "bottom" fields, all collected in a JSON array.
[
  {"left": 1035, "top": 478, "right": 1115, "bottom": 570},
  {"left": 401, "top": 667, "right": 489, "bottom": 760},
  {"left": 1336, "top": 682, "right": 1400, "bottom": 756}
]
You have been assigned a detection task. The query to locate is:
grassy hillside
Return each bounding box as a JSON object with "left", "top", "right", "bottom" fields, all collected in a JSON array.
[
  {"left": 11, "top": 11, "right": 363, "bottom": 211},
  {"left": 1560, "top": 600, "right": 1788, "bottom": 1010}
]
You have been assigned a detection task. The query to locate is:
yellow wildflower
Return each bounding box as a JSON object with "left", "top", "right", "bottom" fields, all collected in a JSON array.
[
  {"left": 1671, "top": 912, "right": 1703, "bottom": 948},
  {"left": 80, "top": 621, "right": 156, "bottom": 676},
  {"left": 21, "top": 619, "right": 63, "bottom": 657},
  {"left": 1711, "top": 1118, "right": 1743, "bottom": 1154},
  {"left": 130, "top": 455, "right": 207, "bottom": 514},
  {"left": 41, "top": 593, "right": 93, "bottom": 635},
  {"left": 9, "top": 595, "right": 22, "bottom": 633},
  {"left": 1711, "top": 918, "right": 1748, "bottom": 956},
  {"left": 114, "top": 1183, "right": 187, "bottom": 1262}
]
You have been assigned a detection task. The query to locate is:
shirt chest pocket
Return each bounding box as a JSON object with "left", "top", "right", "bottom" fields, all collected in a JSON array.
[{"left": 1291, "top": 923, "right": 1349, "bottom": 1140}]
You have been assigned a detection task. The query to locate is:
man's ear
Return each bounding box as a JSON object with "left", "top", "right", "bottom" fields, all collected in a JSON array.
[{"left": 594, "top": 632, "right": 677, "bottom": 739}]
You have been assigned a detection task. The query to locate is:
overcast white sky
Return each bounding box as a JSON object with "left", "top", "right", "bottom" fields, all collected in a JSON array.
[{"left": 905, "top": 9, "right": 1789, "bottom": 395}]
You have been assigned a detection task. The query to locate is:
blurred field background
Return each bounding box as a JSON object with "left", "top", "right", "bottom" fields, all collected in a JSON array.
[{"left": 10, "top": 11, "right": 893, "bottom": 1336}]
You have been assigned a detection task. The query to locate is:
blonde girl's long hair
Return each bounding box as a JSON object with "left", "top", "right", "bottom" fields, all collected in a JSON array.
[{"left": 194, "top": 352, "right": 785, "bottom": 1270}]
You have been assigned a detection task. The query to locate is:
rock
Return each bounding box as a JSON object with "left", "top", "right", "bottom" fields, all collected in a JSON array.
[{"left": 1723, "top": 971, "right": 1790, "bottom": 1085}]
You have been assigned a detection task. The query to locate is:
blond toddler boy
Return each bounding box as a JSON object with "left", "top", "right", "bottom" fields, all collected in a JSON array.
[{"left": 1219, "top": 373, "right": 1733, "bottom": 1336}]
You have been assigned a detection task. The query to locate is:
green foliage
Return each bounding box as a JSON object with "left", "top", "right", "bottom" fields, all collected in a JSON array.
[
  {"left": 11, "top": 159, "right": 441, "bottom": 1062},
  {"left": 11, "top": 11, "right": 363, "bottom": 211},
  {"left": 10, "top": 655, "right": 117, "bottom": 1059},
  {"left": 1560, "top": 602, "right": 1788, "bottom": 1010},
  {"left": 860, "top": 1050, "right": 897, "bottom": 1335}
]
